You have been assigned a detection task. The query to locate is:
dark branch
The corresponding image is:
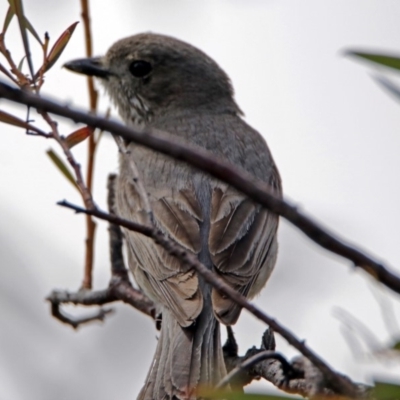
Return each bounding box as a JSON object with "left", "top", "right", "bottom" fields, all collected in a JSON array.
[
  {"left": 46, "top": 273, "right": 155, "bottom": 329},
  {"left": 217, "top": 350, "right": 294, "bottom": 389},
  {"left": 58, "top": 199, "right": 362, "bottom": 398},
  {"left": 221, "top": 328, "right": 370, "bottom": 399},
  {"left": 0, "top": 81, "right": 399, "bottom": 297},
  {"left": 48, "top": 294, "right": 114, "bottom": 329},
  {"left": 46, "top": 175, "right": 156, "bottom": 329}
]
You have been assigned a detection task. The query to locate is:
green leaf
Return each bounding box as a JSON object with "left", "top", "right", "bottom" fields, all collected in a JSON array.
[
  {"left": 2, "top": 6, "right": 14, "bottom": 34},
  {"left": 347, "top": 51, "right": 400, "bottom": 72},
  {"left": 391, "top": 340, "right": 400, "bottom": 351},
  {"left": 46, "top": 148, "right": 78, "bottom": 190},
  {"left": 373, "top": 381, "right": 400, "bottom": 400}
]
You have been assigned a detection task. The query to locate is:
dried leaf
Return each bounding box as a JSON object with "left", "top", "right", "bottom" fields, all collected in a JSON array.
[
  {"left": 347, "top": 51, "right": 400, "bottom": 72},
  {"left": 40, "top": 21, "right": 79, "bottom": 76},
  {"left": 65, "top": 126, "right": 94, "bottom": 149},
  {"left": 0, "top": 109, "right": 37, "bottom": 130},
  {"left": 46, "top": 148, "right": 78, "bottom": 190},
  {"left": 2, "top": 6, "right": 14, "bottom": 34}
]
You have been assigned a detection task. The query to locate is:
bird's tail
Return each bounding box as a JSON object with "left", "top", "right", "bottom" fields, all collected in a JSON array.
[{"left": 138, "top": 307, "right": 226, "bottom": 400}]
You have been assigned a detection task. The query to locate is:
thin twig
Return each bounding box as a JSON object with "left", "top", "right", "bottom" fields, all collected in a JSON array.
[
  {"left": 0, "top": 62, "right": 19, "bottom": 84},
  {"left": 80, "top": 0, "right": 97, "bottom": 112},
  {"left": 333, "top": 307, "right": 384, "bottom": 355},
  {"left": 0, "top": 83, "right": 398, "bottom": 297},
  {"left": 58, "top": 200, "right": 360, "bottom": 398},
  {"left": 47, "top": 174, "right": 156, "bottom": 329},
  {"left": 39, "top": 111, "right": 95, "bottom": 210},
  {"left": 48, "top": 288, "right": 115, "bottom": 306},
  {"left": 0, "top": 36, "right": 30, "bottom": 86},
  {"left": 49, "top": 298, "right": 113, "bottom": 329},
  {"left": 47, "top": 274, "right": 155, "bottom": 327},
  {"left": 80, "top": 0, "right": 98, "bottom": 290}
]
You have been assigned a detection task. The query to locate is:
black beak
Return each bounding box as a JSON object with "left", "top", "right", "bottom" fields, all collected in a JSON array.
[{"left": 64, "top": 57, "right": 111, "bottom": 78}]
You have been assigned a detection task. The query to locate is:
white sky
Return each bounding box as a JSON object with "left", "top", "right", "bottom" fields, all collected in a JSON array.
[{"left": 1, "top": 1, "right": 400, "bottom": 399}]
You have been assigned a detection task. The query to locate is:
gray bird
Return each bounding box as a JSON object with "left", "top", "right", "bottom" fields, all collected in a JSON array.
[{"left": 65, "top": 33, "right": 281, "bottom": 400}]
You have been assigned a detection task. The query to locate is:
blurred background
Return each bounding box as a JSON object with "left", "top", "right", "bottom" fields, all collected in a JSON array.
[{"left": 1, "top": 1, "right": 400, "bottom": 399}]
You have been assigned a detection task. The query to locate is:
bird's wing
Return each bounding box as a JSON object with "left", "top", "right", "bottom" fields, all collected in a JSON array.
[
  {"left": 209, "top": 170, "right": 281, "bottom": 325},
  {"left": 121, "top": 183, "right": 204, "bottom": 327}
]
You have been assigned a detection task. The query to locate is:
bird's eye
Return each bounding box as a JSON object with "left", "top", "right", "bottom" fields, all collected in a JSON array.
[{"left": 129, "top": 60, "right": 152, "bottom": 77}]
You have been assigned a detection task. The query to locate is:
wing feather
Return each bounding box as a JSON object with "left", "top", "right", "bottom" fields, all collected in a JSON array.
[
  {"left": 209, "top": 174, "right": 280, "bottom": 325},
  {"left": 119, "top": 175, "right": 204, "bottom": 326}
]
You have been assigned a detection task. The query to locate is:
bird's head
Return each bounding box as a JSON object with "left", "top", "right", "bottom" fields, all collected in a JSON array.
[{"left": 64, "top": 33, "right": 240, "bottom": 124}]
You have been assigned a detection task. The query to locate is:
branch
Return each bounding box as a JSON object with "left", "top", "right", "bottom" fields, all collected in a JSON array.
[
  {"left": 46, "top": 273, "right": 155, "bottom": 329},
  {"left": 0, "top": 34, "right": 30, "bottom": 87},
  {"left": 217, "top": 350, "right": 294, "bottom": 390},
  {"left": 221, "top": 328, "right": 370, "bottom": 398},
  {"left": 46, "top": 175, "right": 156, "bottom": 329},
  {"left": 80, "top": 0, "right": 98, "bottom": 290},
  {"left": 39, "top": 111, "right": 95, "bottom": 209},
  {"left": 58, "top": 200, "right": 362, "bottom": 397},
  {"left": 49, "top": 298, "right": 113, "bottom": 329},
  {"left": 80, "top": 0, "right": 97, "bottom": 111},
  {"left": 0, "top": 82, "right": 398, "bottom": 297}
]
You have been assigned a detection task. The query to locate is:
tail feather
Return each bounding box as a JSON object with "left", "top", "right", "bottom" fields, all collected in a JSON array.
[{"left": 138, "top": 307, "right": 226, "bottom": 400}]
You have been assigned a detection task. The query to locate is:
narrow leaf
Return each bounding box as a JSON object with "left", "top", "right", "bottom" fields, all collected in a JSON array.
[
  {"left": 46, "top": 148, "right": 78, "bottom": 189},
  {"left": 0, "top": 109, "right": 37, "bottom": 130},
  {"left": 65, "top": 126, "right": 93, "bottom": 149},
  {"left": 9, "top": 0, "right": 35, "bottom": 79},
  {"left": 373, "top": 75, "right": 400, "bottom": 101},
  {"left": 348, "top": 51, "right": 400, "bottom": 72},
  {"left": 17, "top": 55, "right": 25, "bottom": 71},
  {"left": 23, "top": 15, "right": 43, "bottom": 45},
  {"left": 38, "top": 21, "right": 79, "bottom": 77},
  {"left": 2, "top": 6, "right": 14, "bottom": 34}
]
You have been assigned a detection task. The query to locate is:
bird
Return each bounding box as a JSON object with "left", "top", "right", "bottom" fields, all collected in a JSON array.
[{"left": 65, "top": 33, "right": 281, "bottom": 400}]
